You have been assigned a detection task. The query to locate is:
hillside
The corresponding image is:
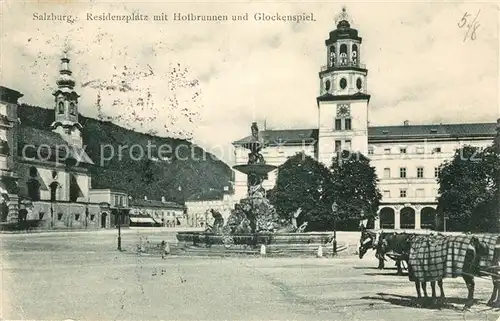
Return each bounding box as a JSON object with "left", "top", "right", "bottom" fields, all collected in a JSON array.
[{"left": 18, "top": 104, "right": 234, "bottom": 204}]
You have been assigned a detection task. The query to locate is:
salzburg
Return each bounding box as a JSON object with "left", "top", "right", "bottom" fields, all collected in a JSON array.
[{"left": 1, "top": 2, "right": 500, "bottom": 321}]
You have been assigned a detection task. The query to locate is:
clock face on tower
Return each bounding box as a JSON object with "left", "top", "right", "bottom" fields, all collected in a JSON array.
[{"left": 337, "top": 104, "right": 350, "bottom": 117}]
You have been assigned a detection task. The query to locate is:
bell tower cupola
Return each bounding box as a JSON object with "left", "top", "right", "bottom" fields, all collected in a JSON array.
[
  {"left": 51, "top": 50, "right": 84, "bottom": 148},
  {"left": 316, "top": 7, "right": 370, "bottom": 166}
]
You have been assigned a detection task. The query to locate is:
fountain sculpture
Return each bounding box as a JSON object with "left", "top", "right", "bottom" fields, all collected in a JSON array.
[{"left": 175, "top": 122, "right": 338, "bottom": 254}]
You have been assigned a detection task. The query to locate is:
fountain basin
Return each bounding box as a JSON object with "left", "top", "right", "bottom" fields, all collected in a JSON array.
[
  {"left": 232, "top": 164, "right": 277, "bottom": 175},
  {"left": 176, "top": 231, "right": 334, "bottom": 246}
]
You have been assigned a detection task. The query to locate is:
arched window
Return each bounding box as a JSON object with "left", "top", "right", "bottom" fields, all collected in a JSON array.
[
  {"left": 329, "top": 46, "right": 336, "bottom": 67},
  {"left": 58, "top": 101, "right": 65, "bottom": 114},
  {"left": 352, "top": 44, "right": 358, "bottom": 66},
  {"left": 27, "top": 179, "right": 40, "bottom": 201},
  {"left": 29, "top": 166, "right": 38, "bottom": 178},
  {"left": 69, "top": 102, "right": 76, "bottom": 115},
  {"left": 339, "top": 44, "right": 348, "bottom": 66},
  {"left": 49, "top": 182, "right": 59, "bottom": 202}
]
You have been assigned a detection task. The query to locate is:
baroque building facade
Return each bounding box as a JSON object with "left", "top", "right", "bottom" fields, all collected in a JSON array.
[
  {"left": 232, "top": 9, "right": 498, "bottom": 230},
  {"left": 1, "top": 53, "right": 184, "bottom": 230}
]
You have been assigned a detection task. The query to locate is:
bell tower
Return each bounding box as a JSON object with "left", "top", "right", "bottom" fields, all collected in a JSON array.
[
  {"left": 51, "top": 51, "right": 83, "bottom": 148},
  {"left": 316, "top": 7, "right": 370, "bottom": 166}
]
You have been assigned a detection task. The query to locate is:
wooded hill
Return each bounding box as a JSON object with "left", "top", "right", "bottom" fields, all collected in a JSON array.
[{"left": 18, "top": 104, "right": 233, "bottom": 204}]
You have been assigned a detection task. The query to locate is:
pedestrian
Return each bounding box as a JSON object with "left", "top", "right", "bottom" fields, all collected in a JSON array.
[{"left": 161, "top": 240, "right": 170, "bottom": 259}]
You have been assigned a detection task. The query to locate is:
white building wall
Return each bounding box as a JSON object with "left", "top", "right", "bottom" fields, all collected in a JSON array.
[
  {"left": 317, "top": 99, "right": 369, "bottom": 167},
  {"left": 370, "top": 137, "right": 494, "bottom": 206},
  {"left": 233, "top": 144, "right": 315, "bottom": 202}
]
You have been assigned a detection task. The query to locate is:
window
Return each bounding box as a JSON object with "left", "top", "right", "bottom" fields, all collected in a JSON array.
[
  {"left": 434, "top": 167, "right": 440, "bottom": 178},
  {"left": 344, "top": 118, "right": 352, "bottom": 130},
  {"left": 57, "top": 213, "right": 63, "bottom": 220},
  {"left": 432, "top": 147, "right": 442, "bottom": 154},
  {"left": 416, "top": 147, "right": 424, "bottom": 154},
  {"left": 39, "top": 212, "right": 45, "bottom": 220},
  {"left": 324, "top": 80, "right": 331, "bottom": 91},
  {"left": 383, "top": 168, "right": 391, "bottom": 179},
  {"left": 345, "top": 140, "right": 352, "bottom": 151},
  {"left": 416, "top": 189, "right": 425, "bottom": 197},
  {"left": 383, "top": 190, "right": 391, "bottom": 198},
  {"left": 400, "top": 148, "right": 407, "bottom": 154},
  {"left": 335, "top": 119, "right": 342, "bottom": 130},
  {"left": 368, "top": 147, "right": 374, "bottom": 155},
  {"left": 339, "top": 78, "right": 347, "bottom": 89},
  {"left": 356, "top": 78, "right": 362, "bottom": 90},
  {"left": 58, "top": 102, "right": 64, "bottom": 114},
  {"left": 400, "top": 189, "right": 407, "bottom": 198},
  {"left": 69, "top": 102, "right": 76, "bottom": 115},
  {"left": 29, "top": 166, "right": 38, "bottom": 178},
  {"left": 335, "top": 140, "right": 341, "bottom": 152},
  {"left": 400, "top": 167, "right": 407, "bottom": 178},
  {"left": 90, "top": 214, "right": 95, "bottom": 221},
  {"left": 74, "top": 214, "right": 80, "bottom": 221},
  {"left": 417, "top": 167, "right": 424, "bottom": 178},
  {"left": 384, "top": 148, "right": 391, "bottom": 155}
]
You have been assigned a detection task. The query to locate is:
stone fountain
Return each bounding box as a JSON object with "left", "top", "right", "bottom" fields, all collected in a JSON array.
[{"left": 175, "top": 122, "right": 341, "bottom": 256}]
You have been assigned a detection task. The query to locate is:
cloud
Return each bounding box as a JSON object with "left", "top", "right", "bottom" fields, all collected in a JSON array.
[{"left": 1, "top": 2, "right": 498, "bottom": 165}]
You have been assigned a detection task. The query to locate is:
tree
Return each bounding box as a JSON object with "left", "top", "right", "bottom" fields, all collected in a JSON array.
[
  {"left": 437, "top": 145, "right": 499, "bottom": 232},
  {"left": 268, "top": 152, "right": 333, "bottom": 230},
  {"left": 328, "top": 150, "right": 382, "bottom": 231}
]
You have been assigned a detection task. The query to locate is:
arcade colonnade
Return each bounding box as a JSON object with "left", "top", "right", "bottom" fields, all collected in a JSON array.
[{"left": 374, "top": 205, "right": 438, "bottom": 230}]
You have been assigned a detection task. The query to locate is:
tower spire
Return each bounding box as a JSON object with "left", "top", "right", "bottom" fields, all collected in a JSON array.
[
  {"left": 335, "top": 6, "right": 352, "bottom": 28},
  {"left": 51, "top": 50, "right": 83, "bottom": 147},
  {"left": 56, "top": 50, "right": 76, "bottom": 90}
]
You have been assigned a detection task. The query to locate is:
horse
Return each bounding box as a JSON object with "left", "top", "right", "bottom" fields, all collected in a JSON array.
[
  {"left": 472, "top": 234, "right": 500, "bottom": 308},
  {"left": 358, "top": 229, "right": 406, "bottom": 274},
  {"left": 405, "top": 233, "right": 493, "bottom": 310},
  {"left": 379, "top": 233, "right": 445, "bottom": 307}
]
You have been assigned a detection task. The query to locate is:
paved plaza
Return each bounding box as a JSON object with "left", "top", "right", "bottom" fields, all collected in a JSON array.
[{"left": 1, "top": 229, "right": 500, "bottom": 320}]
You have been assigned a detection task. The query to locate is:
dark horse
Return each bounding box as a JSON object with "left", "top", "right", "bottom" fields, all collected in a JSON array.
[
  {"left": 358, "top": 228, "right": 406, "bottom": 275},
  {"left": 473, "top": 234, "right": 500, "bottom": 308},
  {"left": 379, "top": 233, "right": 445, "bottom": 307}
]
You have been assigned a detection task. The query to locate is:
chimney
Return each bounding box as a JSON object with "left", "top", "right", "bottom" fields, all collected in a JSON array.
[
  {"left": 223, "top": 186, "right": 229, "bottom": 192},
  {"left": 161, "top": 196, "right": 166, "bottom": 202},
  {"left": 403, "top": 120, "right": 409, "bottom": 126},
  {"left": 144, "top": 196, "right": 147, "bottom": 200}
]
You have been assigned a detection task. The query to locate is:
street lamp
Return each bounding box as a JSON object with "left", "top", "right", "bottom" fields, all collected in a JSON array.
[
  {"left": 332, "top": 202, "right": 338, "bottom": 256},
  {"left": 117, "top": 205, "right": 123, "bottom": 251}
]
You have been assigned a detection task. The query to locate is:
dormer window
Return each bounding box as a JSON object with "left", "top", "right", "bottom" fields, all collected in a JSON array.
[
  {"left": 382, "top": 130, "right": 389, "bottom": 135},
  {"left": 430, "top": 129, "right": 438, "bottom": 134}
]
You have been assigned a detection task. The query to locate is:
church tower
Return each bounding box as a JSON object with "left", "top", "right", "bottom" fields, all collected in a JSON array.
[
  {"left": 51, "top": 51, "right": 83, "bottom": 148},
  {"left": 316, "top": 7, "right": 370, "bottom": 166}
]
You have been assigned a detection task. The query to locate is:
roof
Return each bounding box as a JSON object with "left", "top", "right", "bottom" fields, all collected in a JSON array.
[
  {"left": 186, "top": 189, "right": 226, "bottom": 201},
  {"left": 18, "top": 126, "right": 94, "bottom": 164},
  {"left": 232, "top": 122, "right": 497, "bottom": 146},
  {"left": 233, "top": 129, "right": 318, "bottom": 146},
  {"left": 129, "top": 198, "right": 184, "bottom": 209},
  {"left": 368, "top": 122, "right": 497, "bottom": 142},
  {"left": 0, "top": 86, "right": 23, "bottom": 104},
  {"left": 18, "top": 126, "right": 68, "bottom": 146}
]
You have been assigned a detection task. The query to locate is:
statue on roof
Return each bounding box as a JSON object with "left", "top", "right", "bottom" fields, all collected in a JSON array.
[{"left": 335, "top": 6, "right": 352, "bottom": 27}]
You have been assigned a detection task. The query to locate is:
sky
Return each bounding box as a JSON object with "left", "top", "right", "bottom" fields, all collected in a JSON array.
[{"left": 2, "top": 1, "right": 499, "bottom": 165}]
